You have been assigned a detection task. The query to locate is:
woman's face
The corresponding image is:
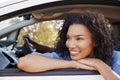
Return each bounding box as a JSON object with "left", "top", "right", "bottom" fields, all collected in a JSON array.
[{"left": 66, "top": 24, "right": 95, "bottom": 60}]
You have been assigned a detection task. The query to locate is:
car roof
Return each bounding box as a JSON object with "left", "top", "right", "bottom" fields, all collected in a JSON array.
[
  {"left": 0, "top": 0, "right": 59, "bottom": 16},
  {"left": 0, "top": 0, "right": 120, "bottom": 21}
]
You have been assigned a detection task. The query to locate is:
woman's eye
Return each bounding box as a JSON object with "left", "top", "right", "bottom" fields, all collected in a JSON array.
[{"left": 76, "top": 38, "right": 83, "bottom": 40}]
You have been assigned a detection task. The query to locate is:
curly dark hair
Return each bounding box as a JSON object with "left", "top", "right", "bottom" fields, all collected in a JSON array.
[{"left": 55, "top": 10, "right": 114, "bottom": 63}]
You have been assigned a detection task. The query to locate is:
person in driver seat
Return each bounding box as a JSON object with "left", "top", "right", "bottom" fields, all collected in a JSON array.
[{"left": 17, "top": 10, "right": 120, "bottom": 80}]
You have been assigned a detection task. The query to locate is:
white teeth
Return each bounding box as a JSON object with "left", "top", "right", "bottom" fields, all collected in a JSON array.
[{"left": 70, "top": 51, "right": 78, "bottom": 54}]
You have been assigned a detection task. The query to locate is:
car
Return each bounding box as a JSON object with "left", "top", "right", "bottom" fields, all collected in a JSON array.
[{"left": 0, "top": 0, "right": 120, "bottom": 80}]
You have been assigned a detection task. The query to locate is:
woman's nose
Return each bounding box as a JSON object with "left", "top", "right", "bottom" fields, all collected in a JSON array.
[{"left": 68, "top": 40, "right": 77, "bottom": 48}]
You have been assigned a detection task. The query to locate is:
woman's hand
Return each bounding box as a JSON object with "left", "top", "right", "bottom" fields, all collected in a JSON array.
[
  {"left": 76, "top": 58, "right": 120, "bottom": 80},
  {"left": 77, "top": 58, "right": 101, "bottom": 70},
  {"left": 23, "top": 34, "right": 32, "bottom": 42},
  {"left": 72, "top": 59, "right": 97, "bottom": 70}
]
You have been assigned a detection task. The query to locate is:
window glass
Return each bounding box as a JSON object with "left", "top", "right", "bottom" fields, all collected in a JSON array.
[
  {"left": 18, "top": 20, "right": 64, "bottom": 46},
  {"left": 0, "top": 17, "right": 24, "bottom": 30}
]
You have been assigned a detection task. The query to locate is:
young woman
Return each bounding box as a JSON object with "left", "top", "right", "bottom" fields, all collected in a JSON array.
[{"left": 17, "top": 10, "right": 120, "bottom": 80}]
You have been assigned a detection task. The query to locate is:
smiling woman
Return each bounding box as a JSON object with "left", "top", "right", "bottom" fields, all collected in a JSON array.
[{"left": 17, "top": 10, "right": 120, "bottom": 80}]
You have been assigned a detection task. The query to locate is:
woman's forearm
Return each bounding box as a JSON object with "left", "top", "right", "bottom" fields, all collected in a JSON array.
[
  {"left": 94, "top": 60, "right": 120, "bottom": 80},
  {"left": 77, "top": 58, "right": 120, "bottom": 80},
  {"left": 17, "top": 54, "right": 75, "bottom": 72},
  {"left": 29, "top": 39, "right": 54, "bottom": 52}
]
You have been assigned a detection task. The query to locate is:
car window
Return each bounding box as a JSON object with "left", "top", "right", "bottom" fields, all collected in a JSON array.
[
  {"left": 0, "top": 16, "right": 24, "bottom": 40},
  {"left": 18, "top": 20, "right": 64, "bottom": 46},
  {"left": 0, "top": 17, "right": 24, "bottom": 30}
]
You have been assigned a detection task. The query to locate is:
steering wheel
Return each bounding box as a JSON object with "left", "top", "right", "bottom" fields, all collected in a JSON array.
[
  {"left": 22, "top": 38, "right": 34, "bottom": 54},
  {"left": 16, "top": 38, "right": 34, "bottom": 57}
]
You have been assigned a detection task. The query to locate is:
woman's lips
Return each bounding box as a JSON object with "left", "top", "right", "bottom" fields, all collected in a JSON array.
[{"left": 70, "top": 51, "right": 79, "bottom": 56}]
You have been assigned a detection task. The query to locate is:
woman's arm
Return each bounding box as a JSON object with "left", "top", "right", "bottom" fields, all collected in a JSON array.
[
  {"left": 17, "top": 54, "right": 76, "bottom": 72},
  {"left": 29, "top": 39, "right": 54, "bottom": 52},
  {"left": 78, "top": 58, "right": 120, "bottom": 80},
  {"left": 17, "top": 54, "right": 120, "bottom": 80},
  {"left": 17, "top": 54, "right": 96, "bottom": 72}
]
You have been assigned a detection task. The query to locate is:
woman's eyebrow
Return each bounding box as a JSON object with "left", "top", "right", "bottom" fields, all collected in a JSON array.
[
  {"left": 75, "top": 34, "right": 84, "bottom": 37},
  {"left": 66, "top": 34, "right": 84, "bottom": 37}
]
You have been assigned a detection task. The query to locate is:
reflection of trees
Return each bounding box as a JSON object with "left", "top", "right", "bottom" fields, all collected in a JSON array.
[{"left": 18, "top": 20, "right": 63, "bottom": 46}]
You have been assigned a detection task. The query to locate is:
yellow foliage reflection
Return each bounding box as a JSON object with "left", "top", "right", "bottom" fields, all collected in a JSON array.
[{"left": 18, "top": 20, "right": 63, "bottom": 46}]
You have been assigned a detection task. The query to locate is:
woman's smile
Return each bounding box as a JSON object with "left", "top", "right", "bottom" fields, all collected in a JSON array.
[{"left": 69, "top": 50, "right": 80, "bottom": 56}]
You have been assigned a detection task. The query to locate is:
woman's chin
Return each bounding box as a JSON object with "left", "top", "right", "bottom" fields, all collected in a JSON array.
[{"left": 71, "top": 56, "right": 82, "bottom": 60}]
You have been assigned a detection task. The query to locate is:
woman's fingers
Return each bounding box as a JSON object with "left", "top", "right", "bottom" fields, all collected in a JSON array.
[
  {"left": 76, "top": 58, "right": 100, "bottom": 70},
  {"left": 74, "top": 60, "right": 96, "bottom": 70},
  {"left": 77, "top": 63, "right": 96, "bottom": 70},
  {"left": 78, "top": 58, "right": 99, "bottom": 66}
]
